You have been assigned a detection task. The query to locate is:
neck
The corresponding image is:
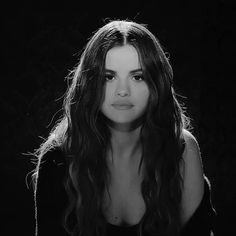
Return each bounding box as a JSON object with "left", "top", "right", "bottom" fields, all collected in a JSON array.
[{"left": 108, "top": 125, "right": 142, "bottom": 165}]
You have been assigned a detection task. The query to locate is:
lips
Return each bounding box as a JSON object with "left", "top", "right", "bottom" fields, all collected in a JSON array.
[
  {"left": 112, "top": 102, "right": 133, "bottom": 106},
  {"left": 111, "top": 103, "right": 134, "bottom": 110}
]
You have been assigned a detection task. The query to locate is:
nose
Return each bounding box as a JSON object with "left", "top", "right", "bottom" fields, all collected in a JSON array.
[
  {"left": 116, "top": 80, "right": 130, "bottom": 97},
  {"left": 117, "top": 90, "right": 129, "bottom": 97}
]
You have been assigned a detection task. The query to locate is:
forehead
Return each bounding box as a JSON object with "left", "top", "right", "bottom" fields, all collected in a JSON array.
[{"left": 105, "top": 45, "right": 141, "bottom": 71}]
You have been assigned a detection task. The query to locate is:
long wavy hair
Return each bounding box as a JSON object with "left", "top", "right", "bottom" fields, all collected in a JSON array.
[{"left": 32, "top": 19, "right": 191, "bottom": 236}]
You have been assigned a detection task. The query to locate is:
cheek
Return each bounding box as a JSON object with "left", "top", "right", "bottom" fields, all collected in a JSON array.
[
  {"left": 137, "top": 85, "right": 150, "bottom": 107},
  {"left": 101, "top": 84, "right": 114, "bottom": 109},
  {"left": 142, "top": 93, "right": 150, "bottom": 108},
  {"left": 103, "top": 85, "right": 113, "bottom": 103}
]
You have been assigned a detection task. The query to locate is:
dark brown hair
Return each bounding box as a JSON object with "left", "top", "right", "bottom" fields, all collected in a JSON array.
[{"left": 32, "top": 19, "right": 190, "bottom": 236}]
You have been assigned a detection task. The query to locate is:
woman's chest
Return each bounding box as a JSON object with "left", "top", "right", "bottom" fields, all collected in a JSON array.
[{"left": 102, "top": 163, "right": 146, "bottom": 226}]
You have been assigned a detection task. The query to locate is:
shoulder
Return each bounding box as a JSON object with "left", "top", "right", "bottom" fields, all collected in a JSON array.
[
  {"left": 36, "top": 148, "right": 66, "bottom": 190},
  {"left": 35, "top": 147, "right": 67, "bottom": 203},
  {"left": 181, "top": 129, "right": 202, "bottom": 163},
  {"left": 180, "top": 129, "right": 205, "bottom": 225},
  {"left": 35, "top": 148, "right": 68, "bottom": 234},
  {"left": 181, "top": 129, "right": 204, "bottom": 178}
]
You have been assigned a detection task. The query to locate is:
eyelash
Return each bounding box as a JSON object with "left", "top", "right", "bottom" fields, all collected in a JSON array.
[{"left": 104, "top": 74, "right": 144, "bottom": 82}]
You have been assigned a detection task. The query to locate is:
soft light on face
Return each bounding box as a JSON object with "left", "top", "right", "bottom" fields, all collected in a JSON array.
[{"left": 101, "top": 44, "right": 150, "bottom": 129}]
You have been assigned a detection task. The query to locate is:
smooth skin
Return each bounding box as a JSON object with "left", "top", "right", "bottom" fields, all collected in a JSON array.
[
  {"left": 101, "top": 44, "right": 149, "bottom": 165},
  {"left": 101, "top": 44, "right": 204, "bottom": 226},
  {"left": 101, "top": 44, "right": 149, "bottom": 129}
]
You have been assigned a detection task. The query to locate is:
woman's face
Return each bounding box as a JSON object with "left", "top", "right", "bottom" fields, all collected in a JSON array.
[{"left": 101, "top": 44, "right": 150, "bottom": 129}]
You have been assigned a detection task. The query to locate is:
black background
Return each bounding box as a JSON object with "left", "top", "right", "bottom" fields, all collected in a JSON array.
[{"left": 1, "top": 1, "right": 235, "bottom": 235}]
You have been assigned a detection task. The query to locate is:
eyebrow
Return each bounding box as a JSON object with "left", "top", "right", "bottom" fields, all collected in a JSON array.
[{"left": 105, "top": 69, "right": 142, "bottom": 74}]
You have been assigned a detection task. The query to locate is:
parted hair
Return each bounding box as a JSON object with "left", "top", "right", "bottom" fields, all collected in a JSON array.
[{"left": 32, "top": 19, "right": 190, "bottom": 236}]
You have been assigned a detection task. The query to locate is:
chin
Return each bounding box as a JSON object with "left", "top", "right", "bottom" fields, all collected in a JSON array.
[
  {"left": 107, "top": 118, "right": 135, "bottom": 127},
  {"left": 105, "top": 116, "right": 145, "bottom": 131}
]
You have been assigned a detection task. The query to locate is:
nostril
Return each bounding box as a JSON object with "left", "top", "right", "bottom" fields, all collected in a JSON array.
[{"left": 117, "top": 91, "right": 129, "bottom": 97}]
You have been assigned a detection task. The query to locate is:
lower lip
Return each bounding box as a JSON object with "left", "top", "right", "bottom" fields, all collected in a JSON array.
[{"left": 112, "top": 105, "right": 134, "bottom": 110}]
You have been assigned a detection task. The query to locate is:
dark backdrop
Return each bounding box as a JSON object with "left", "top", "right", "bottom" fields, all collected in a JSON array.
[{"left": 1, "top": 1, "right": 235, "bottom": 235}]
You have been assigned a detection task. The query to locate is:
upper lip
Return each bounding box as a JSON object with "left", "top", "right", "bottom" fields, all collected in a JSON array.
[{"left": 112, "top": 102, "right": 133, "bottom": 106}]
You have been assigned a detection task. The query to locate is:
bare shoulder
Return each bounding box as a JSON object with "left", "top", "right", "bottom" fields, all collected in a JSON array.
[{"left": 181, "top": 129, "right": 205, "bottom": 225}]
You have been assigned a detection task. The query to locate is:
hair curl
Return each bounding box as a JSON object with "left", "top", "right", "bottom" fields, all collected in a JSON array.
[{"left": 32, "top": 19, "right": 191, "bottom": 236}]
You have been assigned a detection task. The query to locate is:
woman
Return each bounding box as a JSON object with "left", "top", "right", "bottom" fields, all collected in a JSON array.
[{"left": 32, "top": 20, "right": 216, "bottom": 236}]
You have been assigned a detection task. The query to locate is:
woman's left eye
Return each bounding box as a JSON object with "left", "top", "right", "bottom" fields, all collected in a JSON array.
[{"left": 132, "top": 75, "right": 143, "bottom": 81}]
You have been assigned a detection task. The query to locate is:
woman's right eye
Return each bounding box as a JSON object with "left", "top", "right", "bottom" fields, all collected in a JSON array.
[{"left": 105, "top": 75, "right": 115, "bottom": 81}]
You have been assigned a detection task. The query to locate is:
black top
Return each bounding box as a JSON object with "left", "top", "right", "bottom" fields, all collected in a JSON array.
[{"left": 35, "top": 148, "right": 217, "bottom": 236}]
